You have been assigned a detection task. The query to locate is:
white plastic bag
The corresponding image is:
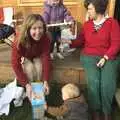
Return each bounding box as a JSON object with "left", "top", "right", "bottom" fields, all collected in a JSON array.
[{"left": 60, "top": 25, "right": 77, "bottom": 55}]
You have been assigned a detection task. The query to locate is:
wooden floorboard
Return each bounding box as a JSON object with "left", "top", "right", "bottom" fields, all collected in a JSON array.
[{"left": 52, "top": 48, "right": 83, "bottom": 70}]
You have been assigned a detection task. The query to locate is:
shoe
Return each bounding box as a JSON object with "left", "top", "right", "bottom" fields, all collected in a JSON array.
[
  {"left": 50, "top": 53, "right": 54, "bottom": 60},
  {"left": 56, "top": 52, "right": 64, "bottom": 59}
]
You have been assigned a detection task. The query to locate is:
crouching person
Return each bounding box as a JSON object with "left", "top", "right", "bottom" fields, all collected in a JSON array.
[
  {"left": 11, "top": 14, "right": 51, "bottom": 99},
  {"left": 47, "top": 83, "right": 88, "bottom": 120}
]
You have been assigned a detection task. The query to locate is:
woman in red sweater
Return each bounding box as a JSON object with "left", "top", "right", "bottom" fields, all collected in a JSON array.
[
  {"left": 11, "top": 14, "right": 51, "bottom": 100},
  {"left": 67, "top": 0, "right": 120, "bottom": 120}
]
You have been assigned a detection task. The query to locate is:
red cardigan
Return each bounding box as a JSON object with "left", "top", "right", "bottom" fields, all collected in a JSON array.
[
  {"left": 11, "top": 34, "right": 51, "bottom": 87},
  {"left": 71, "top": 18, "right": 120, "bottom": 59}
]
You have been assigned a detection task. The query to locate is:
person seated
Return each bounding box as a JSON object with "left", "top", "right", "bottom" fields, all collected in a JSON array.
[{"left": 47, "top": 83, "right": 88, "bottom": 120}]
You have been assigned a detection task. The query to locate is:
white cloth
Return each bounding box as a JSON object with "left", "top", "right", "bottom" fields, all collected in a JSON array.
[
  {"left": 60, "top": 28, "right": 76, "bottom": 53},
  {"left": 61, "top": 28, "right": 76, "bottom": 40},
  {"left": 0, "top": 79, "right": 25, "bottom": 115},
  {"left": 3, "top": 7, "right": 14, "bottom": 26}
]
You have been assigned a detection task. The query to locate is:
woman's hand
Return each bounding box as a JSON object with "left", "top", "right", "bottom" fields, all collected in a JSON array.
[
  {"left": 44, "top": 81, "right": 49, "bottom": 95},
  {"left": 97, "top": 58, "right": 106, "bottom": 68},
  {"left": 25, "top": 83, "right": 32, "bottom": 101}
]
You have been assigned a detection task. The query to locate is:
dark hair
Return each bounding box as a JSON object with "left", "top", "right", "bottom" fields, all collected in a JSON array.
[{"left": 84, "top": 0, "right": 108, "bottom": 14}]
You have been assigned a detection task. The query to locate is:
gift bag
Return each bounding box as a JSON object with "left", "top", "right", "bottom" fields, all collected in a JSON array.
[{"left": 31, "top": 82, "right": 46, "bottom": 120}]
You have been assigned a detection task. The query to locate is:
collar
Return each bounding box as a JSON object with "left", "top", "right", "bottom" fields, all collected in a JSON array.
[{"left": 93, "top": 17, "right": 107, "bottom": 25}]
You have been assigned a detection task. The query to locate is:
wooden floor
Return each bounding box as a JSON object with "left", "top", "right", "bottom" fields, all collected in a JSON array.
[{"left": 52, "top": 48, "right": 82, "bottom": 69}]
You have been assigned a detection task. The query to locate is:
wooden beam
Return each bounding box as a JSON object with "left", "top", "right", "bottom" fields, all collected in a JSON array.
[{"left": 108, "top": 0, "right": 116, "bottom": 17}]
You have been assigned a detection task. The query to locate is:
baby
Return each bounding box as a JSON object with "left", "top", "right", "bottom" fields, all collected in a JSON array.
[{"left": 47, "top": 83, "right": 88, "bottom": 120}]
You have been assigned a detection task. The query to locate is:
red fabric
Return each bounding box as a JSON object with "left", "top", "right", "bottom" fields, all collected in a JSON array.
[
  {"left": 0, "top": 8, "right": 4, "bottom": 23},
  {"left": 71, "top": 18, "right": 120, "bottom": 59},
  {"left": 11, "top": 34, "right": 51, "bottom": 87}
]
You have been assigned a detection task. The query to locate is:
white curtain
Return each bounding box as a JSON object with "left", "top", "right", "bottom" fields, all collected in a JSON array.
[{"left": 3, "top": 7, "right": 14, "bottom": 26}]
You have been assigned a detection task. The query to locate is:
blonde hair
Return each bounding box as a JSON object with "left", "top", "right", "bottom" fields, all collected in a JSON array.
[{"left": 62, "top": 83, "right": 80, "bottom": 99}]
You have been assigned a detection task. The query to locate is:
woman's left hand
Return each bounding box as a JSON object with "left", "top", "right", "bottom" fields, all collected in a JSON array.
[
  {"left": 44, "top": 81, "right": 49, "bottom": 95},
  {"left": 97, "top": 58, "right": 106, "bottom": 68}
]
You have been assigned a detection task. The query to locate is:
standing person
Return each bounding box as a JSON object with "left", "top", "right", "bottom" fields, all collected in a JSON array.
[
  {"left": 66, "top": 0, "right": 120, "bottom": 120},
  {"left": 43, "top": 0, "right": 74, "bottom": 60},
  {"left": 11, "top": 14, "right": 50, "bottom": 100}
]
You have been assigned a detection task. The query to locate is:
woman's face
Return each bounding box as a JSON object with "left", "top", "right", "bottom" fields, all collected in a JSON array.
[
  {"left": 30, "top": 21, "right": 44, "bottom": 41},
  {"left": 87, "top": 3, "right": 97, "bottom": 20}
]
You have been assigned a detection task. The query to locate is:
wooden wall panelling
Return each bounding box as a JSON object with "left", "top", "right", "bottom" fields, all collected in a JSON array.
[
  {"left": 0, "top": 0, "right": 17, "bottom": 7},
  {"left": 77, "top": 0, "right": 86, "bottom": 24},
  {"left": 64, "top": 4, "right": 78, "bottom": 21},
  {"left": 18, "top": 0, "right": 78, "bottom": 6},
  {"left": 108, "top": 0, "right": 116, "bottom": 17},
  {"left": 18, "top": 0, "right": 43, "bottom": 6},
  {"left": 21, "top": 7, "right": 43, "bottom": 18}
]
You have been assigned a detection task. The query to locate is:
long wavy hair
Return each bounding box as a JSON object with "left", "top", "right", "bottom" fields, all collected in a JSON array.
[{"left": 18, "top": 14, "right": 46, "bottom": 47}]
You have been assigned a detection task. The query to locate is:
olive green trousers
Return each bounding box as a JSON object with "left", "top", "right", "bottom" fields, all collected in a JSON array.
[{"left": 80, "top": 55, "right": 120, "bottom": 114}]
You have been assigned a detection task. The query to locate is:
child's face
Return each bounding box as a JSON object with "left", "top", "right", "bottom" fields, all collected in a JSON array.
[
  {"left": 30, "top": 20, "right": 44, "bottom": 41},
  {"left": 52, "top": 0, "right": 60, "bottom": 6}
]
